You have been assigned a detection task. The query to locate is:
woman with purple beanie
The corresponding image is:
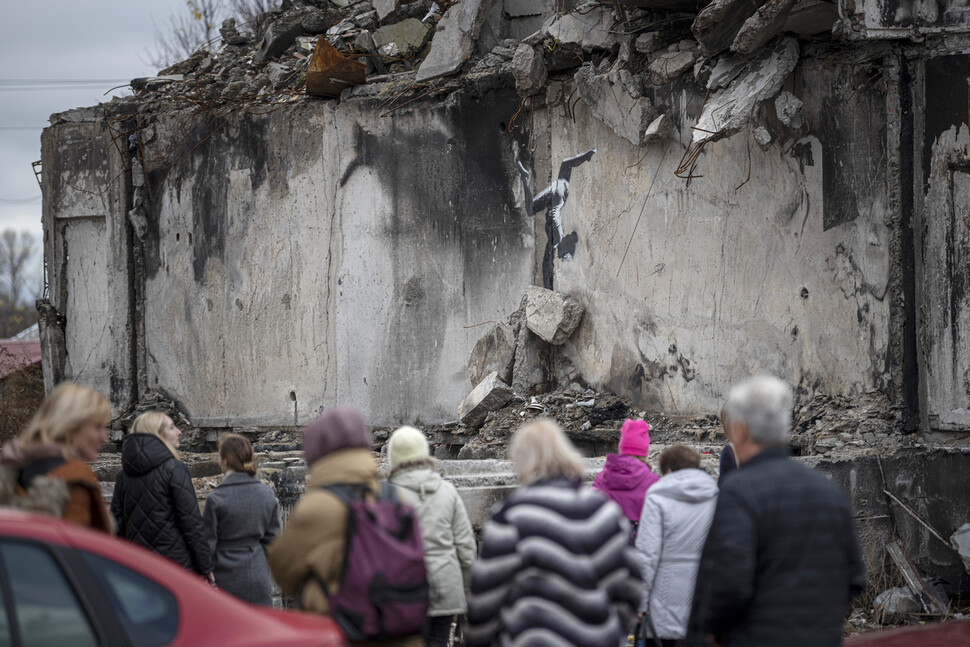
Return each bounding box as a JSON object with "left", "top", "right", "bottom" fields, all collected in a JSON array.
[{"left": 591, "top": 419, "right": 659, "bottom": 539}]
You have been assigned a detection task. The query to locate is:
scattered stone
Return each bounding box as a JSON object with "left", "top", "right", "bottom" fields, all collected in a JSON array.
[
  {"left": 693, "top": 0, "right": 768, "bottom": 56},
  {"left": 754, "top": 126, "right": 772, "bottom": 148},
  {"left": 634, "top": 31, "right": 664, "bottom": 54},
  {"left": 266, "top": 62, "right": 292, "bottom": 85},
  {"left": 575, "top": 65, "right": 658, "bottom": 147},
  {"left": 648, "top": 49, "right": 697, "bottom": 85},
  {"left": 220, "top": 18, "right": 250, "bottom": 46},
  {"left": 874, "top": 587, "right": 921, "bottom": 619},
  {"left": 416, "top": 0, "right": 493, "bottom": 81},
  {"left": 468, "top": 323, "right": 517, "bottom": 387},
  {"left": 706, "top": 55, "right": 747, "bottom": 90},
  {"left": 510, "top": 43, "right": 547, "bottom": 97},
  {"left": 302, "top": 10, "right": 338, "bottom": 34},
  {"left": 373, "top": 18, "right": 432, "bottom": 58},
  {"left": 255, "top": 12, "right": 309, "bottom": 63},
  {"left": 545, "top": 7, "right": 617, "bottom": 52},
  {"left": 374, "top": 0, "right": 397, "bottom": 20},
  {"left": 774, "top": 90, "right": 804, "bottom": 128},
  {"left": 644, "top": 114, "right": 673, "bottom": 141},
  {"left": 524, "top": 286, "right": 584, "bottom": 345},
  {"left": 952, "top": 523, "right": 970, "bottom": 574},
  {"left": 732, "top": 0, "right": 798, "bottom": 55},
  {"left": 692, "top": 37, "right": 799, "bottom": 145},
  {"left": 458, "top": 371, "right": 514, "bottom": 428}
]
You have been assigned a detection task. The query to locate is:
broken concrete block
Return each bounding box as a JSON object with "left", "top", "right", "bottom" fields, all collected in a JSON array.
[
  {"left": 458, "top": 371, "right": 513, "bottom": 428},
  {"left": 645, "top": 114, "right": 673, "bottom": 141},
  {"left": 545, "top": 7, "right": 616, "bottom": 51},
  {"left": 255, "top": 13, "right": 308, "bottom": 63},
  {"left": 511, "top": 325, "right": 554, "bottom": 395},
  {"left": 373, "top": 18, "right": 432, "bottom": 58},
  {"left": 468, "top": 323, "right": 516, "bottom": 386},
  {"left": 647, "top": 49, "right": 697, "bottom": 85},
  {"left": 875, "top": 587, "right": 921, "bottom": 618},
  {"left": 706, "top": 55, "right": 747, "bottom": 90},
  {"left": 302, "top": 9, "right": 339, "bottom": 34},
  {"left": 220, "top": 18, "right": 250, "bottom": 46},
  {"left": 754, "top": 126, "right": 772, "bottom": 148},
  {"left": 634, "top": 31, "right": 664, "bottom": 54},
  {"left": 524, "top": 285, "right": 584, "bottom": 345},
  {"left": 732, "top": 0, "right": 798, "bottom": 55},
  {"left": 692, "top": 37, "right": 799, "bottom": 145},
  {"left": 266, "top": 62, "right": 291, "bottom": 84},
  {"left": 693, "top": 0, "right": 768, "bottom": 56},
  {"left": 952, "top": 523, "right": 970, "bottom": 574},
  {"left": 374, "top": 0, "right": 396, "bottom": 21},
  {"left": 575, "top": 65, "right": 657, "bottom": 147},
  {"left": 416, "top": 0, "right": 494, "bottom": 81},
  {"left": 774, "top": 90, "right": 804, "bottom": 129},
  {"left": 511, "top": 43, "right": 547, "bottom": 97}
]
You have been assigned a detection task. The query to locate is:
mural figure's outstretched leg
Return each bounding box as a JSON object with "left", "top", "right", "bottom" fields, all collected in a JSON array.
[{"left": 515, "top": 145, "right": 596, "bottom": 289}]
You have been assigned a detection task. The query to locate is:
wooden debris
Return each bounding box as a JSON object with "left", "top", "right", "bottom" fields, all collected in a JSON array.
[
  {"left": 306, "top": 35, "right": 366, "bottom": 98},
  {"left": 886, "top": 539, "right": 947, "bottom": 616}
]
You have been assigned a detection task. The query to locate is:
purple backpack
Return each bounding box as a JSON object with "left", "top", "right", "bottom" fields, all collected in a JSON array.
[{"left": 318, "top": 482, "right": 429, "bottom": 641}]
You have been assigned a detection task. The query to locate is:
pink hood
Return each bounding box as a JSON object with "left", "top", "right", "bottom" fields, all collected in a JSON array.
[{"left": 591, "top": 453, "right": 659, "bottom": 522}]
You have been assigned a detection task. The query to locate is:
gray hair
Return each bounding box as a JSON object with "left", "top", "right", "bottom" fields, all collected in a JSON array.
[
  {"left": 724, "top": 375, "right": 793, "bottom": 446},
  {"left": 509, "top": 419, "right": 585, "bottom": 485}
]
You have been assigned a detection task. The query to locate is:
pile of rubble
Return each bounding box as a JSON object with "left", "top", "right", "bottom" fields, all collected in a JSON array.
[{"left": 97, "top": 0, "right": 843, "bottom": 153}]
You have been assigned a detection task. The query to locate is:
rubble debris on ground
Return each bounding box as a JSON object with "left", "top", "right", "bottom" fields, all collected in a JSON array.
[
  {"left": 951, "top": 523, "right": 970, "bottom": 575},
  {"left": 458, "top": 371, "right": 514, "bottom": 428},
  {"left": 873, "top": 587, "right": 921, "bottom": 620},
  {"left": 467, "top": 322, "right": 516, "bottom": 387}
]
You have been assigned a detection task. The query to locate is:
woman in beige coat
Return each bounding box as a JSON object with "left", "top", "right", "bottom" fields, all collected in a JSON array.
[{"left": 388, "top": 426, "right": 476, "bottom": 647}]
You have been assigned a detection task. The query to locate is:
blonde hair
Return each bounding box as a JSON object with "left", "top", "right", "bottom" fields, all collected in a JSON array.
[
  {"left": 218, "top": 433, "right": 257, "bottom": 476},
  {"left": 509, "top": 419, "right": 585, "bottom": 485},
  {"left": 130, "top": 411, "right": 179, "bottom": 458},
  {"left": 20, "top": 382, "right": 110, "bottom": 456}
]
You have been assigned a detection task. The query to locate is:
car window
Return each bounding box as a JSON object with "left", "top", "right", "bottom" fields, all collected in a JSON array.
[
  {"left": 0, "top": 542, "right": 97, "bottom": 647},
  {"left": 80, "top": 553, "right": 178, "bottom": 647}
]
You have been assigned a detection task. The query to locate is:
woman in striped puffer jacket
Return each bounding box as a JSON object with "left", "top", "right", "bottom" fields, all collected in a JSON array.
[{"left": 466, "top": 420, "right": 642, "bottom": 647}]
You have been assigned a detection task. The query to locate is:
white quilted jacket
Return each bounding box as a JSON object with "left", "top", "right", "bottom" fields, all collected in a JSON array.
[{"left": 634, "top": 467, "right": 718, "bottom": 640}]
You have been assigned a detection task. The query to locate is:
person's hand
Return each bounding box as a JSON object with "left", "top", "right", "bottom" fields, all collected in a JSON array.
[
  {"left": 207, "top": 572, "right": 215, "bottom": 583},
  {"left": 637, "top": 612, "right": 644, "bottom": 621}
]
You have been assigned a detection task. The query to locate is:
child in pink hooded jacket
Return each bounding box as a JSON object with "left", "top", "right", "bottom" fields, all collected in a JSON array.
[{"left": 592, "top": 419, "right": 659, "bottom": 536}]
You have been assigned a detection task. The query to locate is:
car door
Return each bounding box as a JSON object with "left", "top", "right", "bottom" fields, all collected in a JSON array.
[{"left": 0, "top": 538, "right": 125, "bottom": 647}]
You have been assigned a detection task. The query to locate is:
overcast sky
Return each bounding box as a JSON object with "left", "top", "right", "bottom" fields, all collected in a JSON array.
[{"left": 0, "top": 0, "right": 188, "bottom": 275}]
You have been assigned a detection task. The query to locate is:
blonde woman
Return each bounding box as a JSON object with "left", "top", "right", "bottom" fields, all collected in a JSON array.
[
  {"left": 0, "top": 382, "right": 112, "bottom": 532},
  {"left": 466, "top": 420, "right": 643, "bottom": 647},
  {"left": 111, "top": 412, "right": 213, "bottom": 580},
  {"left": 202, "top": 433, "right": 280, "bottom": 606}
]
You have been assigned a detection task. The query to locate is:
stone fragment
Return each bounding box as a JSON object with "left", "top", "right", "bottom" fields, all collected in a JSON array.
[
  {"left": 754, "top": 126, "right": 772, "bottom": 148},
  {"left": 647, "top": 49, "right": 697, "bottom": 85},
  {"left": 511, "top": 325, "right": 554, "bottom": 395},
  {"left": 644, "top": 114, "right": 673, "bottom": 140},
  {"left": 545, "top": 7, "right": 616, "bottom": 51},
  {"left": 774, "top": 90, "right": 804, "bottom": 129},
  {"left": 952, "top": 523, "right": 970, "bottom": 574},
  {"left": 706, "top": 55, "right": 747, "bottom": 90},
  {"left": 266, "top": 62, "right": 292, "bottom": 84},
  {"left": 511, "top": 43, "right": 547, "bottom": 97},
  {"left": 732, "top": 0, "right": 798, "bottom": 55},
  {"left": 524, "top": 286, "right": 584, "bottom": 345},
  {"left": 220, "top": 18, "right": 250, "bottom": 46},
  {"left": 634, "top": 31, "right": 664, "bottom": 54},
  {"left": 255, "top": 13, "right": 308, "bottom": 63},
  {"left": 416, "top": 0, "right": 494, "bottom": 81},
  {"left": 302, "top": 10, "right": 339, "bottom": 34},
  {"left": 692, "top": 37, "right": 799, "bottom": 145},
  {"left": 693, "top": 0, "right": 767, "bottom": 56},
  {"left": 874, "top": 587, "right": 921, "bottom": 618},
  {"left": 458, "top": 372, "right": 514, "bottom": 428},
  {"left": 468, "top": 323, "right": 517, "bottom": 386},
  {"left": 374, "top": 0, "right": 396, "bottom": 19},
  {"left": 373, "top": 18, "right": 432, "bottom": 58},
  {"left": 575, "top": 65, "right": 657, "bottom": 147}
]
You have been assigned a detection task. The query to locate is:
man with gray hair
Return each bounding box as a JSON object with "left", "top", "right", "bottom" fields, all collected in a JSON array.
[{"left": 685, "top": 375, "right": 864, "bottom": 647}]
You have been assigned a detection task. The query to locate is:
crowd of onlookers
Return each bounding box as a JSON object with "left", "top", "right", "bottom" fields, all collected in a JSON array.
[{"left": 0, "top": 375, "right": 863, "bottom": 647}]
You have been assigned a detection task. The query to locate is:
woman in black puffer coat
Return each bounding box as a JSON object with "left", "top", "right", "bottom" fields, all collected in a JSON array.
[{"left": 111, "top": 412, "right": 213, "bottom": 581}]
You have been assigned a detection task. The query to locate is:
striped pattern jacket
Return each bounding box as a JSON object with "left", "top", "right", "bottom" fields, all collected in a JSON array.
[{"left": 466, "top": 478, "right": 642, "bottom": 647}]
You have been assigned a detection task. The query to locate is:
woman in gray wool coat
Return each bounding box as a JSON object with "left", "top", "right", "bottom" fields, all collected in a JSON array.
[{"left": 203, "top": 433, "right": 281, "bottom": 606}]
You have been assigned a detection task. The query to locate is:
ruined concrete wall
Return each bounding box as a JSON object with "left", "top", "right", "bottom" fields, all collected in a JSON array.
[{"left": 534, "top": 55, "right": 891, "bottom": 415}]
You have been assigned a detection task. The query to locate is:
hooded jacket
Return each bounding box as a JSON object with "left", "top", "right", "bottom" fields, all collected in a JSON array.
[
  {"left": 267, "top": 448, "right": 422, "bottom": 647},
  {"left": 389, "top": 466, "right": 476, "bottom": 616},
  {"left": 635, "top": 467, "right": 718, "bottom": 640},
  {"left": 111, "top": 433, "right": 212, "bottom": 575},
  {"left": 0, "top": 441, "right": 112, "bottom": 532},
  {"left": 592, "top": 453, "right": 660, "bottom": 523}
]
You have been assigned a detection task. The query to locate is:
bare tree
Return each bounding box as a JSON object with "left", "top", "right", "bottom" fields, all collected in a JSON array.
[
  {"left": 0, "top": 230, "right": 40, "bottom": 338},
  {"left": 149, "top": 0, "right": 281, "bottom": 68}
]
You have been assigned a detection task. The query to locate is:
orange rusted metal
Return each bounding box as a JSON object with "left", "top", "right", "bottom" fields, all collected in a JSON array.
[{"left": 306, "top": 35, "right": 366, "bottom": 98}]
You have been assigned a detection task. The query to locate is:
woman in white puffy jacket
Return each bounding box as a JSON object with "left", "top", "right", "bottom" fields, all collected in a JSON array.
[
  {"left": 388, "top": 426, "right": 477, "bottom": 647},
  {"left": 635, "top": 445, "right": 719, "bottom": 646}
]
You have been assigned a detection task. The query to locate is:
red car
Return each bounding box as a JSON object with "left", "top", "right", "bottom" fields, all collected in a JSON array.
[
  {"left": 0, "top": 508, "right": 345, "bottom": 647},
  {"left": 845, "top": 619, "right": 970, "bottom": 646}
]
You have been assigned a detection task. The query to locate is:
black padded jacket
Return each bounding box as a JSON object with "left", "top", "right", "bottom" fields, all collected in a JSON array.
[{"left": 111, "top": 433, "right": 213, "bottom": 575}]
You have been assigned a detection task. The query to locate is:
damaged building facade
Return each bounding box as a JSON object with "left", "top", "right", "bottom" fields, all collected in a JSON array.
[{"left": 37, "top": 0, "right": 970, "bottom": 598}]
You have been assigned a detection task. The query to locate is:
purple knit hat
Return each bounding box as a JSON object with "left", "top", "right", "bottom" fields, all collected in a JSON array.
[
  {"left": 302, "top": 406, "right": 372, "bottom": 466},
  {"left": 618, "top": 419, "right": 651, "bottom": 456}
]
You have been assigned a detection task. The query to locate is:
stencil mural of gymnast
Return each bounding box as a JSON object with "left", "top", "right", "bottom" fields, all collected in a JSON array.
[{"left": 516, "top": 146, "right": 596, "bottom": 289}]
